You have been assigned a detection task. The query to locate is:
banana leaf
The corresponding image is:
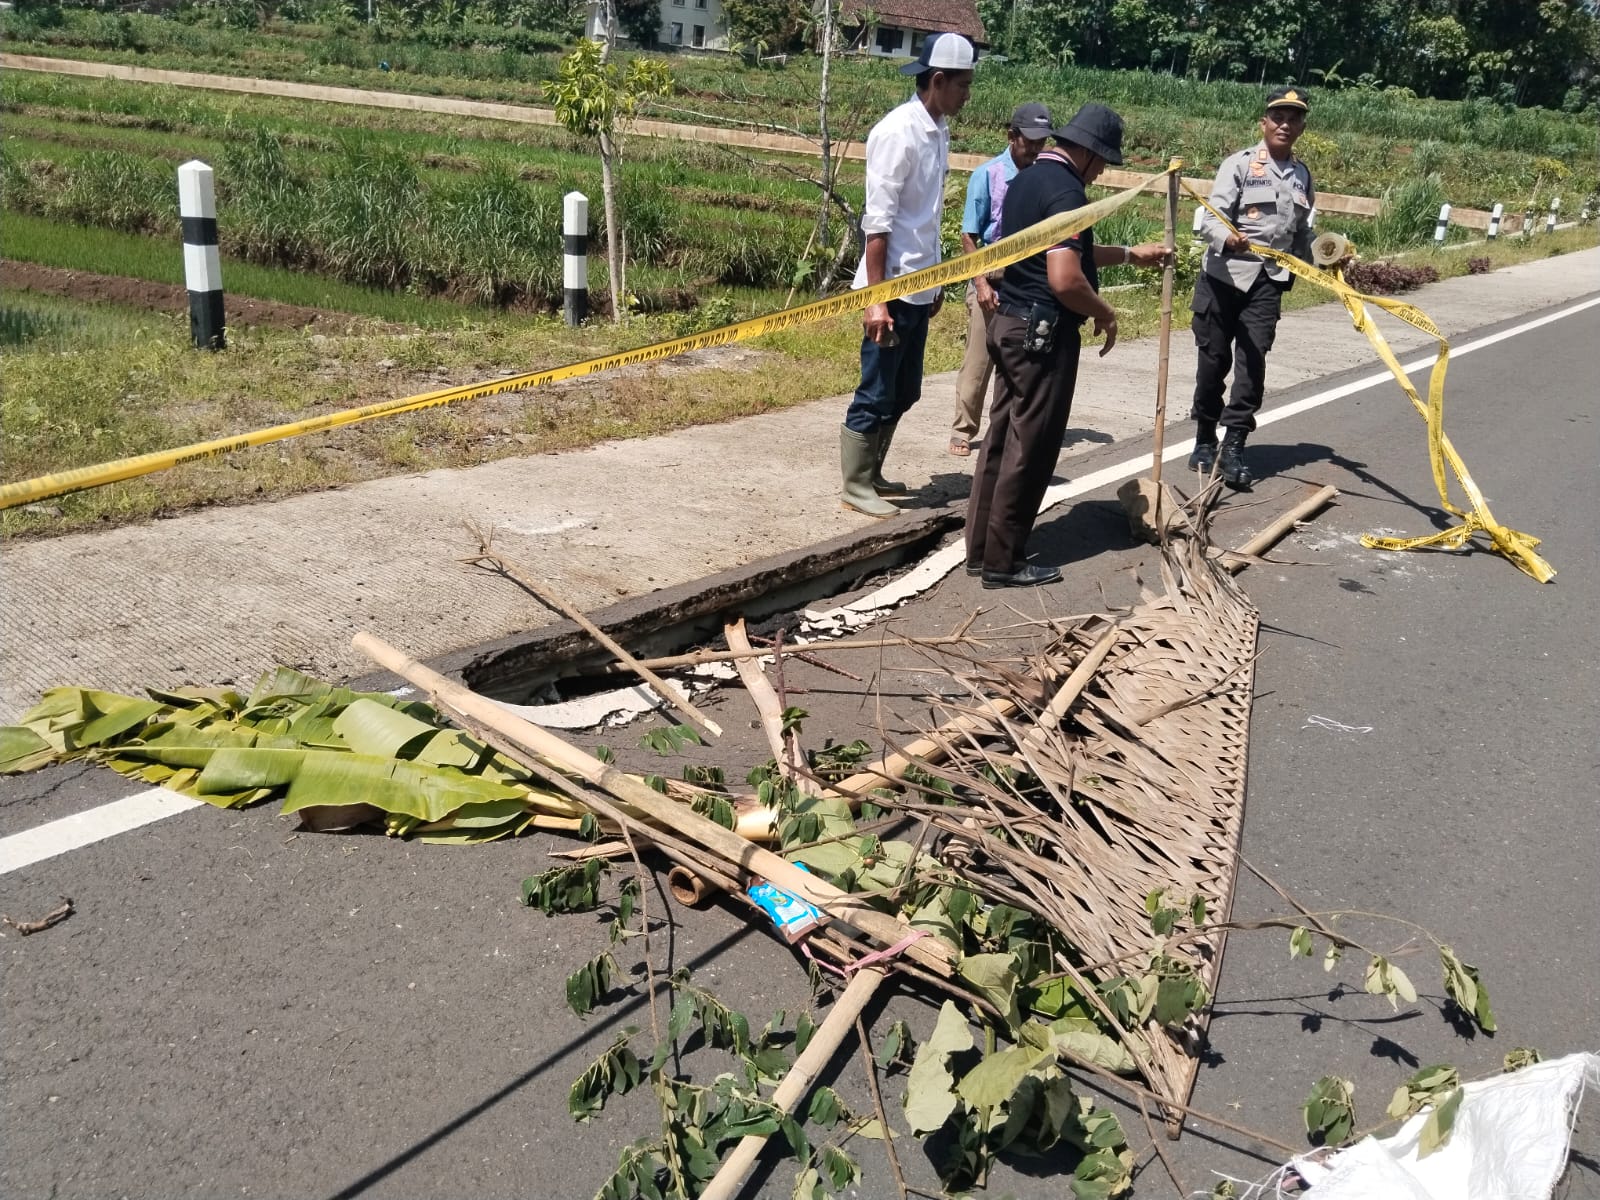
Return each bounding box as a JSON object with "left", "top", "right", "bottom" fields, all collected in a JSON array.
[
  {"left": 279, "top": 753, "right": 529, "bottom": 822},
  {"left": 333, "top": 697, "right": 441, "bottom": 760},
  {"left": 0, "top": 726, "right": 55, "bottom": 774}
]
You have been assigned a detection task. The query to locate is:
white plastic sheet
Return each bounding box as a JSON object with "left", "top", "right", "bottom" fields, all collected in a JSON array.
[{"left": 1262, "top": 1052, "right": 1600, "bottom": 1200}]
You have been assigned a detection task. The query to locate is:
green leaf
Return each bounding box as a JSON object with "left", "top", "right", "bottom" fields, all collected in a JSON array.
[
  {"left": 332, "top": 697, "right": 439, "bottom": 759},
  {"left": 877, "top": 1018, "right": 915, "bottom": 1069},
  {"left": 849, "top": 1117, "right": 886, "bottom": 1140},
  {"left": 0, "top": 725, "right": 55, "bottom": 774},
  {"left": 1363, "top": 955, "right": 1416, "bottom": 1009},
  {"left": 956, "top": 1040, "right": 1055, "bottom": 1109},
  {"left": 903, "top": 1001, "right": 970, "bottom": 1135},
  {"left": 1439, "top": 945, "right": 1496, "bottom": 1032},
  {"left": 1302, "top": 1076, "right": 1355, "bottom": 1145},
  {"left": 807, "top": 1085, "right": 845, "bottom": 1128},
  {"left": 1417, "top": 1086, "right": 1463, "bottom": 1158},
  {"left": 1504, "top": 1047, "right": 1543, "bottom": 1072},
  {"left": 958, "top": 953, "right": 1022, "bottom": 1029},
  {"left": 793, "top": 1011, "right": 816, "bottom": 1057},
  {"left": 1048, "top": 1024, "right": 1139, "bottom": 1074},
  {"left": 1324, "top": 943, "right": 1343, "bottom": 973},
  {"left": 1289, "top": 926, "right": 1314, "bottom": 959},
  {"left": 819, "top": 1144, "right": 857, "bottom": 1191}
]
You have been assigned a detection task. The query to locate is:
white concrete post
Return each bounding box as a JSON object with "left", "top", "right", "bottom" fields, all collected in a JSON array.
[
  {"left": 1487, "top": 202, "right": 1503, "bottom": 240},
  {"left": 178, "top": 160, "right": 224, "bottom": 351},
  {"left": 1191, "top": 205, "right": 1205, "bottom": 239},
  {"left": 1545, "top": 196, "right": 1560, "bottom": 234},
  {"left": 563, "top": 191, "right": 589, "bottom": 326},
  {"left": 1433, "top": 202, "right": 1450, "bottom": 247}
]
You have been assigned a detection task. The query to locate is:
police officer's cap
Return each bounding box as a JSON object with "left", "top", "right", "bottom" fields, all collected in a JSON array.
[{"left": 1265, "top": 86, "right": 1310, "bottom": 112}]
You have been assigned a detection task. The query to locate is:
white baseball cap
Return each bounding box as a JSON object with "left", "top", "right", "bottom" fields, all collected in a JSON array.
[{"left": 898, "top": 32, "right": 978, "bottom": 76}]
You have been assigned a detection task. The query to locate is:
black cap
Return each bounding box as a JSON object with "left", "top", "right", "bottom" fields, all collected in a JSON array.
[
  {"left": 1008, "top": 102, "right": 1054, "bottom": 139},
  {"left": 897, "top": 32, "right": 978, "bottom": 76},
  {"left": 1265, "top": 85, "right": 1310, "bottom": 112},
  {"left": 1052, "top": 102, "right": 1124, "bottom": 165}
]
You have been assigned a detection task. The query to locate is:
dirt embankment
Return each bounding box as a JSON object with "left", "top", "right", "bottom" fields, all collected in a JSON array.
[{"left": 2, "top": 260, "right": 363, "bottom": 331}]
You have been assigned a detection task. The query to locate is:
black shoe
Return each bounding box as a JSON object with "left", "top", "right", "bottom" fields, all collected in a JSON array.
[
  {"left": 1188, "top": 440, "right": 1218, "bottom": 474},
  {"left": 1218, "top": 436, "right": 1253, "bottom": 490},
  {"left": 981, "top": 562, "right": 1062, "bottom": 589}
]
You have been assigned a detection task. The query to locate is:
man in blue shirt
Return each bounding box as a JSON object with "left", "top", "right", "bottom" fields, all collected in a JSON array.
[{"left": 949, "top": 102, "right": 1054, "bottom": 458}]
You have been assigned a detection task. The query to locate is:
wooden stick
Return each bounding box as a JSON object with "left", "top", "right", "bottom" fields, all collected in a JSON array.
[
  {"left": 1222, "top": 484, "right": 1339, "bottom": 574},
  {"left": 826, "top": 701, "right": 1017, "bottom": 799},
  {"left": 1021, "top": 626, "right": 1119, "bottom": 748},
  {"left": 468, "top": 552, "right": 723, "bottom": 740},
  {"left": 1149, "top": 160, "right": 1181, "bottom": 516},
  {"left": 725, "top": 619, "right": 819, "bottom": 795},
  {"left": 352, "top": 633, "right": 952, "bottom": 977},
  {"left": 600, "top": 630, "right": 1053, "bottom": 675},
  {"left": 699, "top": 968, "right": 887, "bottom": 1200}
]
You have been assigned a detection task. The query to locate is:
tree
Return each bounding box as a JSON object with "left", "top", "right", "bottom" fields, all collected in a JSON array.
[
  {"left": 542, "top": 25, "right": 672, "bottom": 322},
  {"left": 612, "top": 0, "right": 660, "bottom": 46},
  {"left": 722, "top": 0, "right": 810, "bottom": 53}
]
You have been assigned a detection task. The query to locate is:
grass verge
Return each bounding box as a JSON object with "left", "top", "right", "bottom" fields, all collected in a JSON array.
[{"left": 2, "top": 227, "right": 1592, "bottom": 541}]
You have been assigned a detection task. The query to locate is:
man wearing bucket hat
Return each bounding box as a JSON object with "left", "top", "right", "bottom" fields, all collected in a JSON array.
[
  {"left": 1189, "top": 85, "right": 1317, "bottom": 489},
  {"left": 964, "top": 103, "right": 1167, "bottom": 588},
  {"left": 839, "top": 32, "right": 976, "bottom": 518},
  {"left": 948, "top": 101, "right": 1054, "bottom": 459}
]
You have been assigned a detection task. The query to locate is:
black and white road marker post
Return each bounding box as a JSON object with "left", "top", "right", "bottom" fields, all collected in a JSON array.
[
  {"left": 1546, "top": 196, "right": 1561, "bottom": 234},
  {"left": 1433, "top": 202, "right": 1451, "bottom": 247},
  {"left": 1487, "top": 202, "right": 1503, "bottom": 240},
  {"left": 563, "top": 190, "right": 589, "bottom": 327},
  {"left": 178, "top": 160, "right": 224, "bottom": 351}
]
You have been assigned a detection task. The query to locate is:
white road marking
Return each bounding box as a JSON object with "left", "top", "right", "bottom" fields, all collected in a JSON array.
[
  {"left": 824, "top": 295, "right": 1600, "bottom": 620},
  {"left": 0, "top": 787, "right": 203, "bottom": 876},
  {"left": 5, "top": 296, "right": 1598, "bottom": 865}
]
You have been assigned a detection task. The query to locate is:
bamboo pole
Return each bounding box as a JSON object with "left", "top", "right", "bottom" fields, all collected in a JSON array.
[
  {"left": 1021, "top": 626, "right": 1120, "bottom": 748},
  {"left": 1150, "top": 160, "right": 1181, "bottom": 512},
  {"left": 1222, "top": 485, "right": 1340, "bottom": 574},
  {"left": 468, "top": 552, "right": 723, "bottom": 740},
  {"left": 725, "top": 619, "right": 818, "bottom": 795},
  {"left": 352, "top": 632, "right": 953, "bottom": 977},
  {"left": 699, "top": 967, "right": 887, "bottom": 1200},
  {"left": 601, "top": 629, "right": 1063, "bottom": 675}
]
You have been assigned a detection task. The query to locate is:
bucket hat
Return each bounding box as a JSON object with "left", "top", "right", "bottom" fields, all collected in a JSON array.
[
  {"left": 898, "top": 32, "right": 978, "bottom": 75},
  {"left": 1052, "top": 103, "right": 1124, "bottom": 165}
]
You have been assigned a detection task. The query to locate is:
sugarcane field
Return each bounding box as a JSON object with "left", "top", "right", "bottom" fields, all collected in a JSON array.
[{"left": 2, "top": 2, "right": 1599, "bottom": 1198}]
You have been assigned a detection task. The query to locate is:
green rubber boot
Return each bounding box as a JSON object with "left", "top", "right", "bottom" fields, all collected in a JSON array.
[
  {"left": 872, "top": 418, "right": 910, "bottom": 496},
  {"left": 841, "top": 426, "right": 899, "bottom": 518}
]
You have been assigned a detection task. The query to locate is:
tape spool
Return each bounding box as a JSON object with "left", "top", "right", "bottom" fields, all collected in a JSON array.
[{"left": 1311, "top": 231, "right": 1351, "bottom": 267}]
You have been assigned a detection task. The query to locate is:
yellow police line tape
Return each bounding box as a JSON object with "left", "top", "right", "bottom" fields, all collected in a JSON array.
[
  {"left": 0, "top": 169, "right": 1177, "bottom": 514},
  {"left": 1182, "top": 180, "right": 1555, "bottom": 584}
]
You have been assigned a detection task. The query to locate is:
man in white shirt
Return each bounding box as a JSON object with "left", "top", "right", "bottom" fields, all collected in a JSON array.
[{"left": 840, "top": 32, "right": 975, "bottom": 517}]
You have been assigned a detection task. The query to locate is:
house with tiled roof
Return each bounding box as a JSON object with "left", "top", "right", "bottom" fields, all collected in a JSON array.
[{"left": 839, "top": 0, "right": 987, "bottom": 57}]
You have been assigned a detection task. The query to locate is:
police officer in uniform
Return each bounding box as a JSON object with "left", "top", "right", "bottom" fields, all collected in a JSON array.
[{"left": 1189, "top": 85, "right": 1315, "bottom": 488}]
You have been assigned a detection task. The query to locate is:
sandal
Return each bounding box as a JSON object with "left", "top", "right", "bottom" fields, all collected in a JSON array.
[{"left": 948, "top": 435, "right": 971, "bottom": 457}]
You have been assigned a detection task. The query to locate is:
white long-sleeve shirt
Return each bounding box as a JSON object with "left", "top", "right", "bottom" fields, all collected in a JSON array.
[{"left": 851, "top": 96, "right": 950, "bottom": 305}]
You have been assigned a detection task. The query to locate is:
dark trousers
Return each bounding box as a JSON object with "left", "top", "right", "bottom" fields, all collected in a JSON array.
[
  {"left": 965, "top": 313, "right": 1081, "bottom": 573},
  {"left": 843, "top": 298, "right": 932, "bottom": 434},
  {"left": 1190, "top": 270, "right": 1286, "bottom": 435}
]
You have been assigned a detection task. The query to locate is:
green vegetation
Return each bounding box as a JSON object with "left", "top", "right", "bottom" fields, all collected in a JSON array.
[
  {"left": 4, "top": 8, "right": 1595, "bottom": 210},
  {"left": 0, "top": 70, "right": 841, "bottom": 308},
  {"left": 0, "top": 281, "right": 968, "bottom": 535}
]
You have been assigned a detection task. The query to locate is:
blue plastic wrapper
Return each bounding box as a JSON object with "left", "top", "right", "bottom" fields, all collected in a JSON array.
[{"left": 747, "top": 862, "right": 825, "bottom": 943}]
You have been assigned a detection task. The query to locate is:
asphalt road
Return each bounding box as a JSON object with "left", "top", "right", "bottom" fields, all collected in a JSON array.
[{"left": 3, "top": 295, "right": 1597, "bottom": 1199}]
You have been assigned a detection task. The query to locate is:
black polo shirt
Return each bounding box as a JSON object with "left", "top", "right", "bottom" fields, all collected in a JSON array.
[{"left": 995, "top": 150, "right": 1097, "bottom": 325}]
